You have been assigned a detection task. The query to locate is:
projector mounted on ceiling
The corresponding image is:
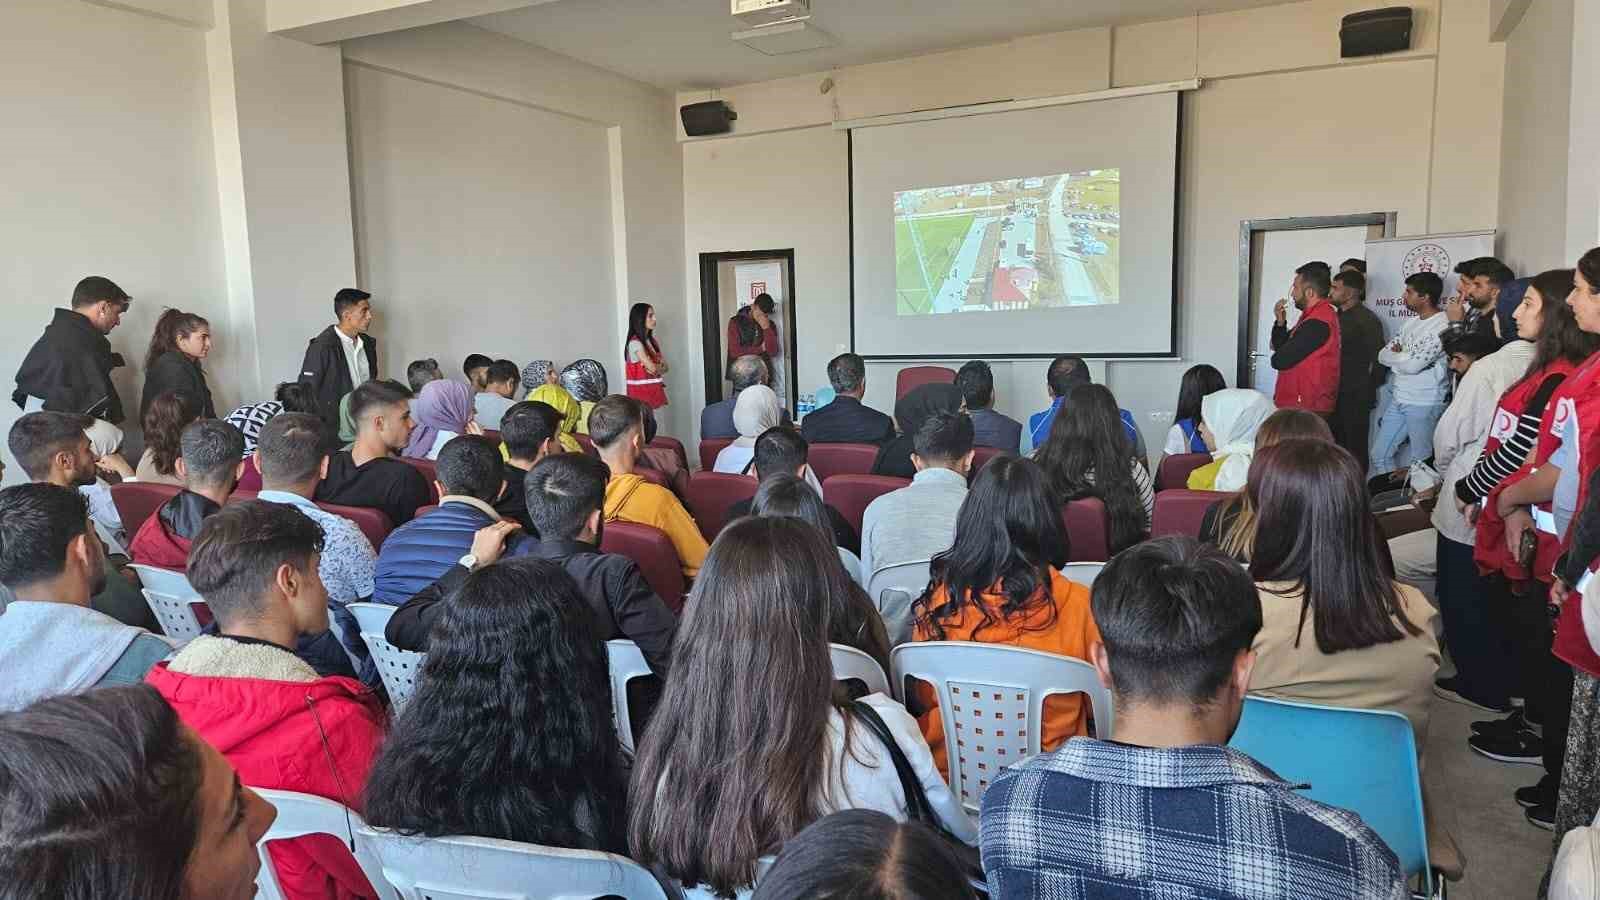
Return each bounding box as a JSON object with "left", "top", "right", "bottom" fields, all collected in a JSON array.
[
  {"left": 731, "top": 0, "right": 834, "bottom": 55},
  {"left": 731, "top": 0, "right": 810, "bottom": 28}
]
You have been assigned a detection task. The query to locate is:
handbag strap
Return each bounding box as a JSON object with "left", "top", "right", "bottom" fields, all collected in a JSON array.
[{"left": 848, "top": 699, "right": 941, "bottom": 828}]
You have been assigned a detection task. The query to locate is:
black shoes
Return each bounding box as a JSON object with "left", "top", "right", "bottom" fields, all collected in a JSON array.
[
  {"left": 1433, "top": 677, "right": 1511, "bottom": 712},
  {"left": 1471, "top": 707, "right": 1542, "bottom": 738},
  {"left": 1526, "top": 803, "right": 1556, "bottom": 830},
  {"left": 1467, "top": 729, "right": 1544, "bottom": 765}
]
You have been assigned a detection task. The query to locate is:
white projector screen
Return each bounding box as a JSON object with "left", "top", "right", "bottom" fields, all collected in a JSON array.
[{"left": 850, "top": 91, "right": 1180, "bottom": 358}]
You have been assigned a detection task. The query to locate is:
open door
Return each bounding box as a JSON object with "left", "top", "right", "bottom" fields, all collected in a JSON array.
[{"left": 699, "top": 250, "right": 799, "bottom": 411}]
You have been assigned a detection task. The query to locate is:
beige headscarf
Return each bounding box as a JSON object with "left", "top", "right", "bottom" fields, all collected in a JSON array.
[{"left": 731, "top": 384, "right": 783, "bottom": 448}]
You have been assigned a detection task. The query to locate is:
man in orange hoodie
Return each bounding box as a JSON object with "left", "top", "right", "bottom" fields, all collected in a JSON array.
[{"left": 589, "top": 395, "right": 708, "bottom": 578}]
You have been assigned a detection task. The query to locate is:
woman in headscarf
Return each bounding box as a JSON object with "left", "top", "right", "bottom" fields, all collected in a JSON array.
[
  {"left": 559, "top": 359, "right": 608, "bottom": 435},
  {"left": 871, "top": 383, "right": 964, "bottom": 479},
  {"left": 527, "top": 381, "right": 584, "bottom": 453},
  {"left": 714, "top": 385, "right": 824, "bottom": 495},
  {"left": 223, "top": 382, "right": 317, "bottom": 456},
  {"left": 405, "top": 379, "right": 480, "bottom": 460},
  {"left": 1185, "top": 388, "right": 1276, "bottom": 492},
  {"left": 522, "top": 360, "right": 558, "bottom": 393}
]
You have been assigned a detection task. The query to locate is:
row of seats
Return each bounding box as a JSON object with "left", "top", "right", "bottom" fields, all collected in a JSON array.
[{"left": 109, "top": 482, "right": 394, "bottom": 549}]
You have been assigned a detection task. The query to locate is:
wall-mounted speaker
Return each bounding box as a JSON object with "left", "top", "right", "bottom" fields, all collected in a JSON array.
[
  {"left": 1340, "top": 7, "right": 1413, "bottom": 58},
  {"left": 681, "top": 100, "right": 737, "bottom": 137}
]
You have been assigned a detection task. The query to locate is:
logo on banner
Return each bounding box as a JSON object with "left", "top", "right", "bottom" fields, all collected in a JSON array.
[
  {"left": 750, "top": 282, "right": 767, "bottom": 299},
  {"left": 1402, "top": 243, "right": 1452, "bottom": 277}
]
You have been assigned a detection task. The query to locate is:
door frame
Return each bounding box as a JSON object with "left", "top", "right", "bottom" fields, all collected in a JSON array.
[
  {"left": 698, "top": 249, "right": 799, "bottom": 407},
  {"left": 1235, "top": 212, "right": 1396, "bottom": 387}
]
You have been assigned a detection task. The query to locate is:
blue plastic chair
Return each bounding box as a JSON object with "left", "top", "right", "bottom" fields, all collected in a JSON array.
[{"left": 1228, "top": 695, "right": 1439, "bottom": 898}]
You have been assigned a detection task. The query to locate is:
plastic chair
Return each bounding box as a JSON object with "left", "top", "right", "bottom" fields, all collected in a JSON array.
[
  {"left": 1156, "top": 452, "right": 1214, "bottom": 491},
  {"left": 822, "top": 474, "right": 909, "bottom": 540},
  {"left": 1150, "top": 489, "right": 1228, "bottom": 538},
  {"left": 684, "top": 471, "right": 758, "bottom": 541},
  {"left": 892, "top": 641, "right": 1114, "bottom": 816},
  {"left": 606, "top": 639, "right": 652, "bottom": 755},
  {"left": 808, "top": 443, "right": 881, "bottom": 482},
  {"left": 127, "top": 564, "right": 206, "bottom": 643},
  {"left": 347, "top": 603, "right": 425, "bottom": 712},
  {"left": 698, "top": 437, "right": 734, "bottom": 472},
  {"left": 895, "top": 365, "right": 956, "bottom": 400},
  {"left": 1061, "top": 497, "right": 1110, "bottom": 562},
  {"left": 109, "top": 482, "right": 182, "bottom": 539},
  {"left": 254, "top": 788, "right": 388, "bottom": 900},
  {"left": 600, "top": 521, "right": 687, "bottom": 613},
  {"left": 1228, "top": 695, "right": 1439, "bottom": 897},
  {"left": 649, "top": 435, "right": 689, "bottom": 471},
  {"left": 969, "top": 446, "right": 1009, "bottom": 480},
  {"left": 1059, "top": 561, "right": 1105, "bottom": 585},
  {"left": 838, "top": 548, "right": 865, "bottom": 587},
  {"left": 358, "top": 826, "right": 669, "bottom": 900},
  {"left": 865, "top": 559, "right": 932, "bottom": 648},
  {"left": 830, "top": 643, "right": 891, "bottom": 697},
  {"left": 316, "top": 502, "right": 394, "bottom": 550}
]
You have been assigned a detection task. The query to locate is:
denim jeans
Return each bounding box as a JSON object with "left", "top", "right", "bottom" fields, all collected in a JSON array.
[{"left": 1369, "top": 400, "right": 1446, "bottom": 474}]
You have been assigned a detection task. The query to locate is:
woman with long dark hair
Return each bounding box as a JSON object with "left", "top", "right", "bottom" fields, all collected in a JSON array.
[
  {"left": 911, "top": 456, "right": 1099, "bottom": 777},
  {"left": 629, "top": 518, "right": 974, "bottom": 897},
  {"left": 135, "top": 391, "right": 199, "bottom": 485},
  {"left": 141, "top": 309, "right": 215, "bottom": 420},
  {"left": 365, "top": 558, "right": 626, "bottom": 852},
  {"left": 1162, "top": 363, "right": 1226, "bottom": 456},
  {"left": 1032, "top": 383, "right": 1151, "bottom": 552},
  {"left": 625, "top": 302, "right": 670, "bottom": 409}
]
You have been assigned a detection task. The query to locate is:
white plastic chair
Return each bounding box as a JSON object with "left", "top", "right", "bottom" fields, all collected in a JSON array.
[
  {"left": 830, "top": 643, "right": 891, "bottom": 697},
  {"left": 1059, "top": 561, "right": 1106, "bottom": 586},
  {"left": 607, "top": 639, "right": 652, "bottom": 755},
  {"left": 865, "top": 559, "right": 932, "bottom": 647},
  {"left": 677, "top": 856, "right": 775, "bottom": 899},
  {"left": 891, "top": 641, "right": 1114, "bottom": 815},
  {"left": 837, "top": 548, "right": 866, "bottom": 587},
  {"left": 347, "top": 603, "right": 425, "bottom": 712},
  {"left": 128, "top": 564, "right": 205, "bottom": 644},
  {"left": 358, "top": 826, "right": 670, "bottom": 900},
  {"left": 254, "top": 788, "right": 389, "bottom": 900}
]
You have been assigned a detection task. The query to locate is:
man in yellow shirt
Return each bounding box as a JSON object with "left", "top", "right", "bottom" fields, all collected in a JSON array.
[{"left": 588, "top": 395, "right": 708, "bottom": 578}]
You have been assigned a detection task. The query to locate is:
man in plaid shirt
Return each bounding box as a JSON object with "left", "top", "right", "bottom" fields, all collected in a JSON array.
[{"left": 980, "top": 537, "right": 1406, "bottom": 900}]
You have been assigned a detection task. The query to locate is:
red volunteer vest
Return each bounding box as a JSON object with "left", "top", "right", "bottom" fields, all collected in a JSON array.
[
  {"left": 1273, "top": 299, "right": 1341, "bottom": 414},
  {"left": 1473, "top": 360, "right": 1580, "bottom": 578},
  {"left": 1549, "top": 353, "right": 1600, "bottom": 676}
]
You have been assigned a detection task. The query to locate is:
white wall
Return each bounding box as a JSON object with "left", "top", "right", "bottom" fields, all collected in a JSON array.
[{"left": 1496, "top": 0, "right": 1575, "bottom": 274}]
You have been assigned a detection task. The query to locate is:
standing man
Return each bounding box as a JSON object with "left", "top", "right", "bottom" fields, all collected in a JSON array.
[
  {"left": 300, "top": 288, "right": 377, "bottom": 430},
  {"left": 1371, "top": 272, "right": 1450, "bottom": 475},
  {"left": 1329, "top": 269, "right": 1385, "bottom": 471},
  {"left": 13, "top": 276, "right": 131, "bottom": 424},
  {"left": 1447, "top": 256, "right": 1514, "bottom": 342},
  {"left": 1270, "top": 261, "right": 1342, "bottom": 417}
]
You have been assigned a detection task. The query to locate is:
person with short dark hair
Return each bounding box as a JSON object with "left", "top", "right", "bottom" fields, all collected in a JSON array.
[
  {"left": 147, "top": 501, "right": 386, "bottom": 900},
  {"left": 1448, "top": 256, "right": 1515, "bottom": 341},
  {"left": 872, "top": 383, "right": 963, "bottom": 479},
  {"left": 12, "top": 275, "right": 131, "bottom": 424},
  {"left": 703, "top": 354, "right": 780, "bottom": 440},
  {"left": 1442, "top": 329, "right": 1501, "bottom": 381},
  {"left": 1340, "top": 257, "right": 1367, "bottom": 274},
  {"left": 405, "top": 358, "right": 442, "bottom": 394},
  {"left": 589, "top": 395, "right": 707, "bottom": 578},
  {"left": 722, "top": 426, "right": 860, "bottom": 554},
  {"left": 315, "top": 379, "right": 432, "bottom": 526},
  {"left": 1329, "top": 268, "right": 1385, "bottom": 470},
  {"left": 374, "top": 435, "right": 512, "bottom": 605},
  {"left": 462, "top": 353, "right": 493, "bottom": 393},
  {"left": 474, "top": 359, "right": 521, "bottom": 429},
  {"left": 727, "top": 293, "right": 779, "bottom": 373},
  {"left": 1270, "top": 261, "right": 1342, "bottom": 416},
  {"left": 0, "top": 685, "right": 277, "bottom": 899},
  {"left": 956, "top": 359, "right": 1022, "bottom": 451},
  {"left": 982, "top": 535, "right": 1405, "bottom": 899},
  {"left": 0, "top": 484, "right": 173, "bottom": 710},
  {"left": 493, "top": 399, "right": 564, "bottom": 532},
  {"left": 751, "top": 809, "right": 978, "bottom": 900},
  {"left": 1371, "top": 271, "right": 1450, "bottom": 474},
  {"left": 299, "top": 288, "right": 377, "bottom": 430},
  {"left": 1025, "top": 355, "right": 1144, "bottom": 456},
  {"left": 801, "top": 353, "right": 895, "bottom": 445},
  {"left": 129, "top": 420, "right": 247, "bottom": 569},
  {"left": 141, "top": 308, "right": 215, "bottom": 420}
]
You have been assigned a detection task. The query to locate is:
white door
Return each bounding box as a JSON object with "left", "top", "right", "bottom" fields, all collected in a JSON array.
[{"left": 1246, "top": 226, "right": 1371, "bottom": 400}]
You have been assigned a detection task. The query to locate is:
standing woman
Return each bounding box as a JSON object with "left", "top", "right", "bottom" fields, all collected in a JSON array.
[
  {"left": 625, "top": 302, "right": 669, "bottom": 409},
  {"left": 141, "top": 309, "right": 214, "bottom": 419}
]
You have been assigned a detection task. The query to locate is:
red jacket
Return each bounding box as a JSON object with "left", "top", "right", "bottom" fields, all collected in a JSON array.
[
  {"left": 725, "top": 314, "right": 778, "bottom": 367},
  {"left": 146, "top": 657, "right": 386, "bottom": 900},
  {"left": 128, "top": 506, "right": 195, "bottom": 570},
  {"left": 1273, "top": 299, "right": 1342, "bottom": 414}
]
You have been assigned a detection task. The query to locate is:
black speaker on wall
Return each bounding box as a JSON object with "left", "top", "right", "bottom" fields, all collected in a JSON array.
[
  {"left": 681, "top": 100, "right": 737, "bottom": 137},
  {"left": 1340, "top": 7, "right": 1413, "bottom": 58}
]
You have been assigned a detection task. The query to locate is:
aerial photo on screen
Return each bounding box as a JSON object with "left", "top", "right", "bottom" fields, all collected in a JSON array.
[{"left": 893, "top": 169, "right": 1120, "bottom": 316}]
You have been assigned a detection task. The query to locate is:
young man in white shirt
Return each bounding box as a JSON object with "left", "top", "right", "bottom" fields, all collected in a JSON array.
[{"left": 1371, "top": 271, "right": 1450, "bottom": 475}]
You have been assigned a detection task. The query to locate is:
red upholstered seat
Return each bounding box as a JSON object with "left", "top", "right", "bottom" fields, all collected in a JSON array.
[
  {"left": 574, "top": 433, "right": 598, "bottom": 458},
  {"left": 635, "top": 465, "right": 672, "bottom": 490},
  {"left": 895, "top": 366, "right": 956, "bottom": 401},
  {"left": 1061, "top": 497, "right": 1110, "bottom": 562},
  {"left": 1156, "top": 452, "right": 1214, "bottom": 492},
  {"left": 822, "top": 475, "right": 910, "bottom": 540},
  {"left": 314, "top": 502, "right": 394, "bottom": 550},
  {"left": 399, "top": 456, "right": 442, "bottom": 502},
  {"left": 110, "top": 482, "right": 182, "bottom": 539},
  {"left": 808, "top": 443, "right": 881, "bottom": 483},
  {"left": 412, "top": 504, "right": 438, "bottom": 519},
  {"left": 480, "top": 429, "right": 501, "bottom": 446},
  {"left": 236, "top": 456, "right": 263, "bottom": 493},
  {"left": 969, "top": 446, "right": 1010, "bottom": 480},
  {"left": 684, "top": 471, "right": 757, "bottom": 542},
  {"left": 600, "top": 521, "right": 688, "bottom": 614},
  {"left": 1150, "top": 489, "right": 1229, "bottom": 539},
  {"left": 648, "top": 435, "right": 689, "bottom": 471},
  {"left": 698, "top": 438, "right": 733, "bottom": 473}
]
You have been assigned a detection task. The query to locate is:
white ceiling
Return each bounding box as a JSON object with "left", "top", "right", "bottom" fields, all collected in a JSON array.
[{"left": 469, "top": 0, "right": 1294, "bottom": 91}]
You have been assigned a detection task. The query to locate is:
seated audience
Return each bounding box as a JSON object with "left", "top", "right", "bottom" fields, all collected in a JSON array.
[
  {"left": 1442, "top": 329, "right": 1503, "bottom": 387},
  {"left": 801, "top": 352, "right": 895, "bottom": 445},
  {"left": 493, "top": 399, "right": 564, "bottom": 532},
  {"left": 521, "top": 358, "right": 557, "bottom": 393},
  {"left": 78, "top": 417, "right": 134, "bottom": 555},
  {"left": 365, "top": 558, "right": 626, "bottom": 852},
  {"left": 404, "top": 379, "right": 480, "bottom": 461},
  {"left": 462, "top": 353, "right": 492, "bottom": 393},
  {"left": 527, "top": 377, "right": 584, "bottom": 453},
  {"left": 374, "top": 435, "right": 512, "bottom": 605},
  {"left": 136, "top": 391, "right": 199, "bottom": 486},
  {"left": 1026, "top": 355, "right": 1144, "bottom": 458},
  {"left": 316, "top": 380, "right": 433, "bottom": 527},
  {"left": 0, "top": 484, "right": 172, "bottom": 710},
  {"left": 0, "top": 685, "right": 276, "bottom": 899},
  {"left": 956, "top": 359, "right": 1023, "bottom": 452},
  {"left": 146, "top": 501, "right": 386, "bottom": 900},
  {"left": 1033, "top": 383, "right": 1152, "bottom": 552},
  {"left": 628, "top": 518, "right": 975, "bottom": 897},
  {"left": 751, "top": 810, "right": 978, "bottom": 900},
  {"left": 703, "top": 354, "right": 771, "bottom": 440},
  {"left": 637, "top": 405, "right": 690, "bottom": 498},
  {"left": 472, "top": 359, "right": 521, "bottom": 430},
  {"left": 405, "top": 357, "right": 443, "bottom": 394},
  {"left": 714, "top": 384, "right": 813, "bottom": 483},
  {"left": 140, "top": 308, "right": 215, "bottom": 420},
  {"left": 981, "top": 536, "right": 1404, "bottom": 900},
  {"left": 912, "top": 455, "right": 1098, "bottom": 775},
  {"left": 1184, "top": 388, "right": 1275, "bottom": 492},
  {"left": 558, "top": 358, "right": 608, "bottom": 434},
  {"left": 873, "top": 383, "right": 964, "bottom": 479},
  {"left": 861, "top": 412, "right": 974, "bottom": 597},
  {"left": 589, "top": 395, "right": 708, "bottom": 578},
  {"left": 129, "top": 419, "right": 247, "bottom": 568},
  {"left": 387, "top": 453, "right": 676, "bottom": 676},
  {"left": 224, "top": 381, "right": 318, "bottom": 456},
  {"left": 1199, "top": 408, "right": 1335, "bottom": 558},
  {"left": 1163, "top": 363, "right": 1227, "bottom": 456},
  {"left": 725, "top": 426, "right": 859, "bottom": 554}
]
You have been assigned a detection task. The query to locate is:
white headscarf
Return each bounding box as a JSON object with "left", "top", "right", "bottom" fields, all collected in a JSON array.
[
  {"left": 1202, "top": 388, "right": 1276, "bottom": 492},
  {"left": 731, "top": 384, "right": 783, "bottom": 448}
]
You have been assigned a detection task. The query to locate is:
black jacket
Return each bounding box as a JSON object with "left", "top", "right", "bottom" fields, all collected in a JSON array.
[
  {"left": 299, "top": 325, "right": 377, "bottom": 429},
  {"left": 385, "top": 537, "right": 677, "bottom": 674},
  {"left": 142, "top": 350, "right": 215, "bottom": 420},
  {"left": 13, "top": 308, "right": 126, "bottom": 423},
  {"left": 1336, "top": 304, "right": 1387, "bottom": 403},
  {"left": 799, "top": 395, "right": 895, "bottom": 445}
]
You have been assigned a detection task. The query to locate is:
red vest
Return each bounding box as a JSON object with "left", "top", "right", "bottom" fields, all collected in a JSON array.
[
  {"left": 1273, "top": 299, "right": 1341, "bottom": 414},
  {"left": 1473, "top": 359, "right": 1580, "bottom": 579},
  {"left": 1548, "top": 353, "right": 1600, "bottom": 676}
]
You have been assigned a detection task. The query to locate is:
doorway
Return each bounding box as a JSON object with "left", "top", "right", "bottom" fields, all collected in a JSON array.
[
  {"left": 1237, "top": 213, "right": 1395, "bottom": 395},
  {"left": 698, "top": 249, "right": 799, "bottom": 411}
]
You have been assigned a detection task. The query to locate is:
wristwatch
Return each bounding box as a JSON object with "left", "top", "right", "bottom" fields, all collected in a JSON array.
[{"left": 458, "top": 553, "right": 479, "bottom": 572}]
